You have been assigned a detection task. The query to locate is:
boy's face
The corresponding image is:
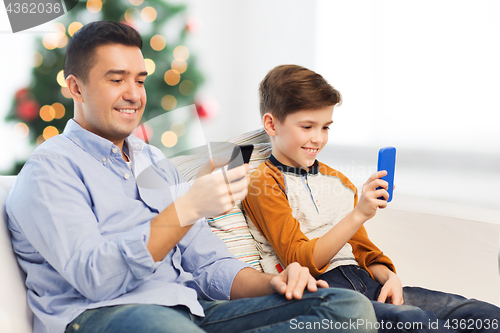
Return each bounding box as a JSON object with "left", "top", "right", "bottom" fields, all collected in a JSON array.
[
  {"left": 72, "top": 43, "right": 148, "bottom": 148},
  {"left": 268, "top": 106, "right": 333, "bottom": 170}
]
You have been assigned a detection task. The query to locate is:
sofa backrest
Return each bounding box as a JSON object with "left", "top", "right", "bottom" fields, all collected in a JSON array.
[{"left": 0, "top": 176, "right": 33, "bottom": 333}]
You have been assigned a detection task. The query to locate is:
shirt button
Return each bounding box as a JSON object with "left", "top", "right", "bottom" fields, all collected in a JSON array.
[
  {"left": 112, "top": 147, "right": 118, "bottom": 154},
  {"left": 124, "top": 173, "right": 130, "bottom": 180},
  {"left": 102, "top": 157, "right": 107, "bottom": 163}
]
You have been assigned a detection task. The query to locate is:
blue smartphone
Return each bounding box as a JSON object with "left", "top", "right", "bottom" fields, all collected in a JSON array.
[{"left": 377, "top": 147, "right": 396, "bottom": 202}]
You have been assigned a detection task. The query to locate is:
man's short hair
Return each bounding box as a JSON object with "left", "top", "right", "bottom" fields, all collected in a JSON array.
[
  {"left": 64, "top": 21, "right": 143, "bottom": 83},
  {"left": 259, "top": 64, "right": 342, "bottom": 122}
]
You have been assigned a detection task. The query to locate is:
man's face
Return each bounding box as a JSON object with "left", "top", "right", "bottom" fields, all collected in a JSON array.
[
  {"left": 74, "top": 43, "right": 147, "bottom": 147},
  {"left": 271, "top": 106, "right": 333, "bottom": 170}
]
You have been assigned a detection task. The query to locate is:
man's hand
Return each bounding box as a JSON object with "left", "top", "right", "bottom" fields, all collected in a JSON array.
[
  {"left": 148, "top": 157, "right": 249, "bottom": 262},
  {"left": 178, "top": 157, "right": 249, "bottom": 226},
  {"left": 353, "top": 170, "right": 390, "bottom": 222},
  {"left": 270, "top": 262, "right": 329, "bottom": 300}
]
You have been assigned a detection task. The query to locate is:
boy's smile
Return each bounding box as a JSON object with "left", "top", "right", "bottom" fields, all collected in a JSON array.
[{"left": 265, "top": 106, "right": 334, "bottom": 170}]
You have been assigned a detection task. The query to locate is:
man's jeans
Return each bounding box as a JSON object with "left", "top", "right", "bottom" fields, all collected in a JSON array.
[
  {"left": 65, "top": 288, "right": 377, "bottom": 333},
  {"left": 319, "top": 265, "right": 500, "bottom": 333}
]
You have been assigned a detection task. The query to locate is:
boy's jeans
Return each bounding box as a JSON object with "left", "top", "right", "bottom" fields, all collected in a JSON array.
[
  {"left": 65, "top": 288, "right": 377, "bottom": 333},
  {"left": 319, "top": 265, "right": 500, "bottom": 333}
]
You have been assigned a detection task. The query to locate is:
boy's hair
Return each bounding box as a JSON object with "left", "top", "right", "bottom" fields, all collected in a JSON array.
[
  {"left": 259, "top": 65, "right": 342, "bottom": 122},
  {"left": 64, "top": 21, "right": 143, "bottom": 83}
]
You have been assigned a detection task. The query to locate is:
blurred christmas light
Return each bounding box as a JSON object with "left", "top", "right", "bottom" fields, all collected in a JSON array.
[
  {"left": 68, "top": 22, "right": 83, "bottom": 36},
  {"left": 124, "top": 8, "right": 138, "bottom": 23},
  {"left": 171, "top": 58, "right": 187, "bottom": 74},
  {"left": 141, "top": 7, "right": 157, "bottom": 23},
  {"left": 33, "top": 52, "right": 43, "bottom": 68},
  {"left": 164, "top": 69, "right": 180, "bottom": 86},
  {"left": 52, "top": 103, "right": 65, "bottom": 119},
  {"left": 161, "top": 131, "right": 177, "bottom": 148},
  {"left": 14, "top": 123, "right": 29, "bottom": 139},
  {"left": 144, "top": 59, "right": 156, "bottom": 75},
  {"left": 36, "top": 135, "right": 45, "bottom": 146},
  {"left": 173, "top": 45, "right": 189, "bottom": 61},
  {"left": 171, "top": 121, "right": 186, "bottom": 137},
  {"left": 61, "top": 87, "right": 72, "bottom": 99},
  {"left": 150, "top": 35, "right": 166, "bottom": 51},
  {"left": 161, "top": 95, "right": 177, "bottom": 111},
  {"left": 87, "top": 0, "right": 102, "bottom": 13},
  {"left": 129, "top": 0, "right": 144, "bottom": 6},
  {"left": 57, "top": 70, "right": 67, "bottom": 87},
  {"left": 57, "top": 35, "right": 68, "bottom": 48},
  {"left": 53, "top": 23, "right": 66, "bottom": 39},
  {"left": 179, "top": 80, "right": 195, "bottom": 96},
  {"left": 40, "top": 105, "right": 56, "bottom": 122},
  {"left": 43, "top": 126, "right": 59, "bottom": 140},
  {"left": 43, "top": 34, "right": 58, "bottom": 50}
]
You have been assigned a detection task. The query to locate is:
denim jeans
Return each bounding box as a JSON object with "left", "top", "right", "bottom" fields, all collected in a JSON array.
[
  {"left": 318, "top": 265, "right": 500, "bottom": 333},
  {"left": 65, "top": 288, "right": 377, "bottom": 333}
]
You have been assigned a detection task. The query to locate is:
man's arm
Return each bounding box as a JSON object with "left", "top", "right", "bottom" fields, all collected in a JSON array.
[
  {"left": 147, "top": 158, "right": 249, "bottom": 262},
  {"left": 230, "top": 263, "right": 329, "bottom": 300}
]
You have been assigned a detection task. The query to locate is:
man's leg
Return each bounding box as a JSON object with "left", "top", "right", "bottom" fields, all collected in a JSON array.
[
  {"left": 195, "top": 288, "right": 377, "bottom": 333},
  {"left": 403, "top": 286, "right": 500, "bottom": 333},
  {"left": 65, "top": 304, "right": 203, "bottom": 333}
]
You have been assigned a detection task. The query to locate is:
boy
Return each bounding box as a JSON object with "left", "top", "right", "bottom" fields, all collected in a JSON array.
[{"left": 243, "top": 64, "right": 500, "bottom": 332}]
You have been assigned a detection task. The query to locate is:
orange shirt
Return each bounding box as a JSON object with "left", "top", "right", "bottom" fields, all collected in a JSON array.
[{"left": 242, "top": 157, "right": 395, "bottom": 278}]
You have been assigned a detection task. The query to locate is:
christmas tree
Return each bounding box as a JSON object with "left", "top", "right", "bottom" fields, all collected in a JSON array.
[{"left": 5, "top": 0, "right": 206, "bottom": 174}]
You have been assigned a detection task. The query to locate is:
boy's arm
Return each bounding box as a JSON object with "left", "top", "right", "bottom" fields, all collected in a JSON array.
[{"left": 314, "top": 171, "right": 396, "bottom": 275}]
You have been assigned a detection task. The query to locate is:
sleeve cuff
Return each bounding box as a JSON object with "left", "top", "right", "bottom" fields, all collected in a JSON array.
[
  {"left": 118, "top": 222, "right": 160, "bottom": 280},
  {"left": 210, "top": 259, "right": 252, "bottom": 300}
]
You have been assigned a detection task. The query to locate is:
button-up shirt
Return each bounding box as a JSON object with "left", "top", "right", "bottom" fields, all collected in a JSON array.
[{"left": 7, "top": 119, "right": 250, "bottom": 333}]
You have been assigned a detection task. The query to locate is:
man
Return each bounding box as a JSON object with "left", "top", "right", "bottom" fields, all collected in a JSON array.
[{"left": 7, "top": 21, "right": 376, "bottom": 333}]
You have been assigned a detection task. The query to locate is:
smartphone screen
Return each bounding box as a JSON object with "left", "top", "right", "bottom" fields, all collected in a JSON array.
[{"left": 227, "top": 145, "right": 254, "bottom": 170}]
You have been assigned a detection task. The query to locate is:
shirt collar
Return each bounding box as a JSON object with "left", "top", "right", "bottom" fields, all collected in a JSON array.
[
  {"left": 62, "top": 119, "right": 145, "bottom": 164},
  {"left": 268, "top": 154, "right": 319, "bottom": 175}
]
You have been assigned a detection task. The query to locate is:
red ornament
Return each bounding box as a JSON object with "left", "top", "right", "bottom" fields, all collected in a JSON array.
[
  {"left": 185, "top": 17, "right": 200, "bottom": 33},
  {"left": 132, "top": 123, "right": 154, "bottom": 142},
  {"left": 15, "top": 88, "right": 29, "bottom": 101},
  {"left": 17, "top": 99, "right": 39, "bottom": 121},
  {"left": 195, "top": 99, "right": 218, "bottom": 120}
]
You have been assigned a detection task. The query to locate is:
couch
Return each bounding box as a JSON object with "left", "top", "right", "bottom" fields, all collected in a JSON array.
[{"left": 2, "top": 127, "right": 499, "bottom": 332}]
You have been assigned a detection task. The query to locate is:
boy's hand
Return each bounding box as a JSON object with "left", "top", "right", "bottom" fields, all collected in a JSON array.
[
  {"left": 353, "top": 171, "right": 390, "bottom": 222},
  {"left": 270, "top": 262, "right": 329, "bottom": 300},
  {"left": 377, "top": 272, "right": 404, "bottom": 305}
]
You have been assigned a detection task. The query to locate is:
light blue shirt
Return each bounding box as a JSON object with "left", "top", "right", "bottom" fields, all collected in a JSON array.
[{"left": 7, "top": 119, "right": 250, "bottom": 333}]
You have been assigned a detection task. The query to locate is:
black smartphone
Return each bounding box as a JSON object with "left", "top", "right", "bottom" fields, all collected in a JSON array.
[{"left": 227, "top": 145, "right": 254, "bottom": 170}]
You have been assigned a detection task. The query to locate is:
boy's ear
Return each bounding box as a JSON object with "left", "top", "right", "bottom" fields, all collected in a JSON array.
[
  {"left": 263, "top": 113, "right": 278, "bottom": 136},
  {"left": 66, "top": 74, "right": 84, "bottom": 103}
]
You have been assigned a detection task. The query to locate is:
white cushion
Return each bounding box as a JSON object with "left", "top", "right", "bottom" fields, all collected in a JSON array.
[{"left": 0, "top": 176, "right": 33, "bottom": 333}]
